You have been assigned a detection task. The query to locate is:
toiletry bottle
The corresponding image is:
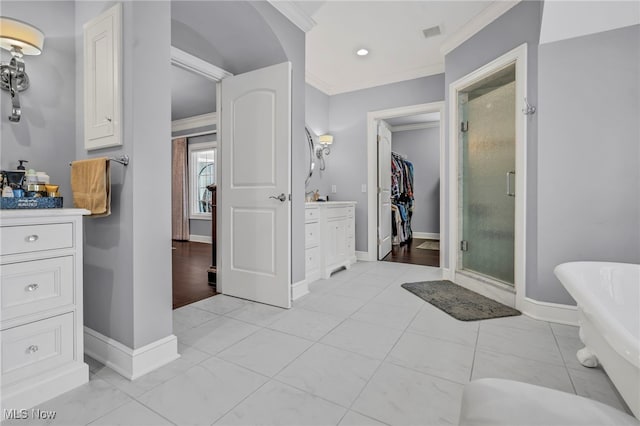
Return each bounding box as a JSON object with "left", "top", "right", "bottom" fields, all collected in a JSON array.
[
  {"left": 17, "top": 160, "right": 28, "bottom": 170},
  {"left": 2, "top": 177, "right": 14, "bottom": 197}
]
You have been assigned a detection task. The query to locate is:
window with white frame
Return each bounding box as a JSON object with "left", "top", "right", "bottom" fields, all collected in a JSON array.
[{"left": 189, "top": 141, "right": 217, "bottom": 220}]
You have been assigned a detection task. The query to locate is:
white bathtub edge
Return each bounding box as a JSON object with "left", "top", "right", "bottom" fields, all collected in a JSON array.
[{"left": 521, "top": 297, "right": 578, "bottom": 326}]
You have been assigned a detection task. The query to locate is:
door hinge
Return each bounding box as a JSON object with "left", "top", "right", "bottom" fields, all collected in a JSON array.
[
  {"left": 377, "top": 238, "right": 383, "bottom": 245},
  {"left": 377, "top": 187, "right": 382, "bottom": 194},
  {"left": 460, "top": 240, "right": 469, "bottom": 252},
  {"left": 288, "top": 193, "right": 292, "bottom": 201},
  {"left": 460, "top": 121, "right": 469, "bottom": 133}
]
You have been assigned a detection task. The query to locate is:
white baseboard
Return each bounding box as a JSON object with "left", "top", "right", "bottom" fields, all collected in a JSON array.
[
  {"left": 2, "top": 362, "right": 88, "bottom": 411},
  {"left": 413, "top": 232, "right": 440, "bottom": 240},
  {"left": 189, "top": 234, "right": 212, "bottom": 244},
  {"left": 356, "top": 251, "right": 375, "bottom": 261},
  {"left": 292, "top": 279, "right": 309, "bottom": 300},
  {"left": 521, "top": 297, "right": 578, "bottom": 326},
  {"left": 442, "top": 268, "right": 453, "bottom": 280},
  {"left": 84, "top": 327, "right": 179, "bottom": 380}
]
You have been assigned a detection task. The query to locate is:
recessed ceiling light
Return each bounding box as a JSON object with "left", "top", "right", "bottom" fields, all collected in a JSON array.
[{"left": 356, "top": 48, "right": 369, "bottom": 56}]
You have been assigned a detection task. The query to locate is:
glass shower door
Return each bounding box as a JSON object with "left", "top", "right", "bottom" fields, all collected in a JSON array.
[{"left": 459, "top": 69, "right": 516, "bottom": 285}]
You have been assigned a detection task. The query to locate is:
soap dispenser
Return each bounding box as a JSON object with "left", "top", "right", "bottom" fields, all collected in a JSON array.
[
  {"left": 2, "top": 177, "right": 14, "bottom": 197},
  {"left": 17, "top": 160, "right": 28, "bottom": 171}
]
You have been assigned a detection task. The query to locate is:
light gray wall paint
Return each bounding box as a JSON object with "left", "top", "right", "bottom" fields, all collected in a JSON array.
[
  {"left": 305, "top": 84, "right": 331, "bottom": 195},
  {"left": 171, "top": 65, "right": 216, "bottom": 120},
  {"left": 392, "top": 126, "right": 440, "bottom": 234},
  {"left": 536, "top": 24, "right": 640, "bottom": 304},
  {"left": 1, "top": 1, "right": 76, "bottom": 202},
  {"left": 325, "top": 75, "right": 445, "bottom": 251},
  {"left": 76, "top": 1, "right": 173, "bottom": 349},
  {"left": 170, "top": 1, "right": 287, "bottom": 76},
  {"left": 444, "top": 1, "right": 543, "bottom": 290}
]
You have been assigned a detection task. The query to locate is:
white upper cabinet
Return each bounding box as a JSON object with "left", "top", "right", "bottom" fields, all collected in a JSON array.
[{"left": 84, "top": 3, "right": 122, "bottom": 150}]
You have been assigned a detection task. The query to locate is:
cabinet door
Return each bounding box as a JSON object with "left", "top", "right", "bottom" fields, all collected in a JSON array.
[
  {"left": 84, "top": 4, "right": 122, "bottom": 150},
  {"left": 327, "top": 219, "right": 347, "bottom": 265}
]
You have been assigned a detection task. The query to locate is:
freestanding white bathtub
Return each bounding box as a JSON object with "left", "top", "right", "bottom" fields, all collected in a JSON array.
[{"left": 555, "top": 261, "right": 640, "bottom": 418}]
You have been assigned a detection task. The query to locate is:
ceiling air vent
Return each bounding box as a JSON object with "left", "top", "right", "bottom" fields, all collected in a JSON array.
[{"left": 422, "top": 25, "right": 442, "bottom": 39}]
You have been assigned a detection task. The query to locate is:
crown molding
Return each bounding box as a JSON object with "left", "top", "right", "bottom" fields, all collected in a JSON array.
[
  {"left": 390, "top": 122, "right": 440, "bottom": 133},
  {"left": 440, "top": 0, "right": 521, "bottom": 55},
  {"left": 172, "top": 112, "right": 217, "bottom": 133},
  {"left": 267, "top": 1, "right": 316, "bottom": 33},
  {"left": 171, "top": 46, "right": 232, "bottom": 81},
  {"left": 323, "top": 62, "right": 445, "bottom": 96},
  {"left": 305, "top": 71, "right": 334, "bottom": 96}
]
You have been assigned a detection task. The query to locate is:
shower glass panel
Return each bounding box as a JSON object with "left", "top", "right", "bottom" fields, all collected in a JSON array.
[{"left": 459, "top": 64, "right": 516, "bottom": 285}]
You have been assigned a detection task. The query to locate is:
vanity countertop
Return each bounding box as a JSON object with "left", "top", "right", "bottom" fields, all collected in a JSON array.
[
  {"left": 0, "top": 208, "right": 90, "bottom": 219},
  {"left": 305, "top": 201, "right": 357, "bottom": 207}
]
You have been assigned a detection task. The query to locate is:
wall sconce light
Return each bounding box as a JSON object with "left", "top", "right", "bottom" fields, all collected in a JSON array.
[
  {"left": 0, "top": 17, "right": 45, "bottom": 122},
  {"left": 315, "top": 134, "right": 333, "bottom": 171}
]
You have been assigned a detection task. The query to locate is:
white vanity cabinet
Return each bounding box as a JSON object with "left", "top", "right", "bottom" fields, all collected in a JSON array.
[
  {"left": 84, "top": 3, "right": 122, "bottom": 150},
  {"left": 305, "top": 202, "right": 356, "bottom": 283},
  {"left": 0, "top": 209, "right": 90, "bottom": 410}
]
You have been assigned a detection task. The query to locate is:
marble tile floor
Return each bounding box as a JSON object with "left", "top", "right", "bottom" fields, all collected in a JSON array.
[{"left": 3, "top": 261, "right": 631, "bottom": 426}]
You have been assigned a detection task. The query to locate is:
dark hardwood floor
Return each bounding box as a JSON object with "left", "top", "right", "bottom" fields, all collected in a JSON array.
[
  {"left": 172, "top": 241, "right": 218, "bottom": 309},
  {"left": 382, "top": 238, "right": 440, "bottom": 267}
]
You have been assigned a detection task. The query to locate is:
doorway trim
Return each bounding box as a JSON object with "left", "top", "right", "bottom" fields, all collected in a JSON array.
[
  {"left": 447, "top": 43, "right": 528, "bottom": 310},
  {"left": 365, "top": 101, "right": 446, "bottom": 266},
  {"left": 170, "top": 47, "right": 232, "bottom": 295}
]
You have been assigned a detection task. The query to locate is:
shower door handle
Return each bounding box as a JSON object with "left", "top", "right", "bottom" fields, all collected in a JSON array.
[{"left": 506, "top": 171, "right": 515, "bottom": 197}]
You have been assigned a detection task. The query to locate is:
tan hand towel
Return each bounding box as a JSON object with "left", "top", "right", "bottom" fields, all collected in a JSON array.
[{"left": 70, "top": 157, "right": 111, "bottom": 217}]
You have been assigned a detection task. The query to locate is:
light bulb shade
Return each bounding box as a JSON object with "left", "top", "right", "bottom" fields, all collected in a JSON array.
[
  {"left": 319, "top": 134, "right": 333, "bottom": 145},
  {"left": 0, "top": 17, "right": 44, "bottom": 55}
]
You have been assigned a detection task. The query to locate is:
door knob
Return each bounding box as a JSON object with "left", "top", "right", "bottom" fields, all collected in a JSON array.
[{"left": 269, "top": 193, "right": 287, "bottom": 202}]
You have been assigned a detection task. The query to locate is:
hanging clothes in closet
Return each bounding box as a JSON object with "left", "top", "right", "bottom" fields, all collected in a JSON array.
[{"left": 391, "top": 152, "right": 414, "bottom": 245}]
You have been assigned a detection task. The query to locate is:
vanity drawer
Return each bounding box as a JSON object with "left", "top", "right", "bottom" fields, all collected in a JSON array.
[
  {"left": 305, "top": 207, "right": 319, "bottom": 222},
  {"left": 1, "top": 312, "right": 74, "bottom": 386},
  {"left": 1, "top": 256, "right": 74, "bottom": 324},
  {"left": 305, "top": 246, "right": 320, "bottom": 272},
  {"left": 305, "top": 222, "right": 320, "bottom": 248},
  {"left": 346, "top": 237, "right": 354, "bottom": 254},
  {"left": 326, "top": 207, "right": 348, "bottom": 219},
  {"left": 346, "top": 221, "right": 355, "bottom": 239},
  {"left": 1, "top": 223, "right": 73, "bottom": 256}
]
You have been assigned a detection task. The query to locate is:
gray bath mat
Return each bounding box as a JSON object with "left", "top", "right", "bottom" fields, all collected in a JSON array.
[
  {"left": 416, "top": 240, "right": 439, "bottom": 250},
  {"left": 401, "top": 280, "right": 521, "bottom": 321}
]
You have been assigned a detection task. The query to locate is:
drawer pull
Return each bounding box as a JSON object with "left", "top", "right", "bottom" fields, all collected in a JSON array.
[
  {"left": 27, "top": 345, "right": 39, "bottom": 354},
  {"left": 25, "top": 283, "right": 40, "bottom": 292},
  {"left": 26, "top": 234, "right": 39, "bottom": 242}
]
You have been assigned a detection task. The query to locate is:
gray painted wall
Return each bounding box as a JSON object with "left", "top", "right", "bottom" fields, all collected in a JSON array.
[
  {"left": 76, "top": 1, "right": 173, "bottom": 349},
  {"left": 305, "top": 84, "right": 331, "bottom": 195},
  {"left": 325, "top": 75, "right": 445, "bottom": 251},
  {"left": 1, "top": 1, "right": 76, "bottom": 202},
  {"left": 444, "top": 1, "right": 543, "bottom": 292},
  {"left": 391, "top": 126, "right": 440, "bottom": 234},
  {"left": 536, "top": 24, "right": 640, "bottom": 304}
]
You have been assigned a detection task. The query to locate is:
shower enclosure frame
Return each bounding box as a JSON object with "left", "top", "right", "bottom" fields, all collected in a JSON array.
[{"left": 447, "top": 43, "right": 528, "bottom": 310}]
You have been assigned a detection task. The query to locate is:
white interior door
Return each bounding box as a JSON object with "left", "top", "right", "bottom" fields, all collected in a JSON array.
[
  {"left": 220, "top": 62, "right": 292, "bottom": 308},
  {"left": 377, "top": 121, "right": 392, "bottom": 259}
]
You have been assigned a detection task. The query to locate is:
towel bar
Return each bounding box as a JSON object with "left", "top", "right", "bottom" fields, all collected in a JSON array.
[{"left": 69, "top": 154, "right": 129, "bottom": 166}]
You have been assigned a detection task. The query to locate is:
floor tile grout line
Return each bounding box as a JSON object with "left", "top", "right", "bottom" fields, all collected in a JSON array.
[
  {"left": 343, "top": 302, "right": 424, "bottom": 419},
  {"left": 468, "top": 317, "right": 482, "bottom": 382},
  {"left": 206, "top": 378, "right": 273, "bottom": 426},
  {"left": 550, "top": 326, "right": 579, "bottom": 395},
  {"left": 77, "top": 386, "right": 134, "bottom": 426}
]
